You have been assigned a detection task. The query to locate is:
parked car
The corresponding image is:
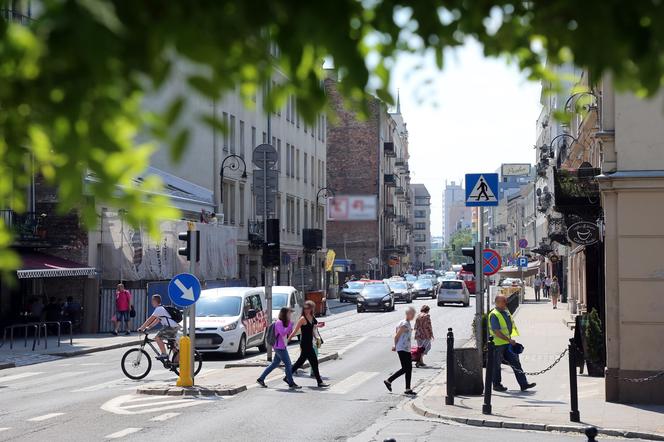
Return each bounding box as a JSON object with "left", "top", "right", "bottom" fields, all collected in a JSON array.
[
  {"left": 404, "top": 274, "right": 417, "bottom": 283},
  {"left": 412, "top": 279, "right": 436, "bottom": 299},
  {"left": 443, "top": 271, "right": 457, "bottom": 280},
  {"left": 386, "top": 280, "right": 413, "bottom": 303},
  {"left": 500, "top": 278, "right": 523, "bottom": 287},
  {"left": 267, "top": 286, "right": 303, "bottom": 329},
  {"left": 458, "top": 269, "right": 476, "bottom": 294},
  {"left": 356, "top": 283, "right": 394, "bottom": 312},
  {"left": 438, "top": 280, "right": 470, "bottom": 307},
  {"left": 339, "top": 281, "right": 366, "bottom": 303},
  {"left": 194, "top": 287, "right": 268, "bottom": 357}
]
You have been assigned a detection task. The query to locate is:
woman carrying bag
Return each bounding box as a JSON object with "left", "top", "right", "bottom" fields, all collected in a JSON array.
[{"left": 289, "top": 300, "right": 329, "bottom": 388}]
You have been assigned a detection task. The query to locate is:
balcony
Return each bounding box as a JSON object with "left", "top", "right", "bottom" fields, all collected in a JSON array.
[
  {"left": 395, "top": 186, "right": 405, "bottom": 199},
  {"left": 383, "top": 244, "right": 406, "bottom": 255},
  {"left": 384, "top": 204, "right": 396, "bottom": 218},
  {"left": 1, "top": 210, "right": 56, "bottom": 248},
  {"left": 1, "top": 9, "right": 33, "bottom": 25},
  {"left": 248, "top": 220, "right": 264, "bottom": 249},
  {"left": 553, "top": 165, "right": 601, "bottom": 217},
  {"left": 384, "top": 173, "right": 398, "bottom": 187},
  {"left": 394, "top": 158, "right": 406, "bottom": 169},
  {"left": 396, "top": 215, "right": 407, "bottom": 225},
  {"left": 383, "top": 141, "right": 396, "bottom": 157}
]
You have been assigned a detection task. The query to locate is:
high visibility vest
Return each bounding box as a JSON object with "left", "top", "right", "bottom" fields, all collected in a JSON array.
[{"left": 488, "top": 308, "right": 519, "bottom": 346}]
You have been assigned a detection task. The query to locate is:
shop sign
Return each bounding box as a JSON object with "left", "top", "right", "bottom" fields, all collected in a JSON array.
[{"left": 566, "top": 221, "right": 599, "bottom": 246}]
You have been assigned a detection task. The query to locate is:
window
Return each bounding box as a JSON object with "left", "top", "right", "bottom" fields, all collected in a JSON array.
[
  {"left": 304, "top": 201, "right": 308, "bottom": 228},
  {"left": 303, "top": 153, "right": 308, "bottom": 183},
  {"left": 296, "top": 199, "right": 301, "bottom": 234},
  {"left": 296, "top": 149, "right": 300, "bottom": 180},
  {"left": 415, "top": 233, "right": 426, "bottom": 242},
  {"left": 286, "top": 143, "right": 291, "bottom": 176},
  {"left": 321, "top": 115, "right": 325, "bottom": 142},
  {"left": 415, "top": 210, "right": 426, "bottom": 218},
  {"left": 277, "top": 139, "right": 282, "bottom": 173},
  {"left": 239, "top": 120, "right": 245, "bottom": 158},
  {"left": 415, "top": 222, "right": 426, "bottom": 230},
  {"left": 262, "top": 131, "right": 267, "bottom": 144},
  {"left": 251, "top": 126, "right": 256, "bottom": 151},
  {"left": 311, "top": 205, "right": 315, "bottom": 228},
  {"left": 311, "top": 157, "right": 315, "bottom": 186},
  {"left": 290, "top": 145, "right": 295, "bottom": 178},
  {"left": 222, "top": 112, "right": 229, "bottom": 151},
  {"left": 229, "top": 182, "right": 236, "bottom": 225},
  {"left": 239, "top": 184, "right": 245, "bottom": 225},
  {"left": 276, "top": 193, "right": 282, "bottom": 221},
  {"left": 229, "top": 115, "right": 236, "bottom": 154}
]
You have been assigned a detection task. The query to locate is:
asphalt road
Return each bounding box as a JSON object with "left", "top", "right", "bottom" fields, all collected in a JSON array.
[{"left": 0, "top": 297, "right": 634, "bottom": 441}]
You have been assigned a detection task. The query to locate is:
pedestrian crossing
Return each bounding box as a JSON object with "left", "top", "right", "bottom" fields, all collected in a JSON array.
[{"left": 323, "top": 371, "right": 379, "bottom": 395}]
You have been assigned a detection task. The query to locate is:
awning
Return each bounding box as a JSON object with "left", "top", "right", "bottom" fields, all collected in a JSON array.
[
  {"left": 17, "top": 252, "right": 97, "bottom": 279},
  {"left": 498, "top": 263, "right": 541, "bottom": 278}
]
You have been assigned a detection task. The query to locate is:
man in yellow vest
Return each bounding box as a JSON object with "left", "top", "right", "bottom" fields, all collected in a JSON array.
[{"left": 489, "top": 294, "right": 536, "bottom": 392}]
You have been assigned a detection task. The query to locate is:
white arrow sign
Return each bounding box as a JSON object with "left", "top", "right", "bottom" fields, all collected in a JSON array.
[{"left": 174, "top": 278, "right": 195, "bottom": 301}]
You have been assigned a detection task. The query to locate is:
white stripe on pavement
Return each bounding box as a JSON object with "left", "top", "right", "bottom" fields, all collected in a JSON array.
[
  {"left": 0, "top": 372, "right": 44, "bottom": 383},
  {"left": 105, "top": 428, "right": 142, "bottom": 439},
  {"left": 337, "top": 336, "right": 368, "bottom": 355},
  {"left": 27, "top": 413, "right": 64, "bottom": 422},
  {"left": 324, "top": 371, "right": 379, "bottom": 395},
  {"left": 150, "top": 412, "right": 180, "bottom": 422},
  {"left": 72, "top": 378, "right": 126, "bottom": 393},
  {"left": 0, "top": 428, "right": 10, "bottom": 432},
  {"left": 122, "top": 399, "right": 197, "bottom": 410}
]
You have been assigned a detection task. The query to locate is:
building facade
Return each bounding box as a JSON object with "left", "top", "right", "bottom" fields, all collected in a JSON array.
[
  {"left": 442, "top": 181, "right": 471, "bottom": 247},
  {"left": 324, "top": 76, "right": 412, "bottom": 278},
  {"left": 411, "top": 184, "right": 432, "bottom": 270}
]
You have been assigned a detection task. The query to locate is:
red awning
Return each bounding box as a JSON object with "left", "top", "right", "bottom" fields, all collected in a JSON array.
[{"left": 17, "top": 252, "right": 97, "bottom": 279}]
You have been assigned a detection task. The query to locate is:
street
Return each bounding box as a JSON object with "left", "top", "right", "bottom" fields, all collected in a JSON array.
[{"left": 0, "top": 298, "right": 630, "bottom": 442}]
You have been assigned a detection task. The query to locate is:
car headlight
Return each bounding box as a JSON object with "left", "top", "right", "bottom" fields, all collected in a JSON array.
[
  {"left": 222, "top": 321, "right": 238, "bottom": 331},
  {"left": 357, "top": 296, "right": 365, "bottom": 302}
]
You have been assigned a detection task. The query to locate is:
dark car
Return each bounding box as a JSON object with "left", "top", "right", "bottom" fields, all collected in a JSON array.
[
  {"left": 339, "top": 281, "right": 366, "bottom": 303},
  {"left": 387, "top": 281, "right": 413, "bottom": 303},
  {"left": 412, "top": 279, "right": 436, "bottom": 299},
  {"left": 356, "top": 283, "right": 394, "bottom": 312}
]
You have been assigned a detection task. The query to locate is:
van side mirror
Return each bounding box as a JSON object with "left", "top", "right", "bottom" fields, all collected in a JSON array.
[{"left": 246, "top": 309, "right": 257, "bottom": 319}]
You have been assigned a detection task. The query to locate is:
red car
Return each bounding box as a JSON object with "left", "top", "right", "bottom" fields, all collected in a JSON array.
[{"left": 458, "top": 270, "right": 476, "bottom": 294}]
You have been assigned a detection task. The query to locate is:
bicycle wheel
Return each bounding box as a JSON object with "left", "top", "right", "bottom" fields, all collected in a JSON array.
[
  {"left": 121, "top": 348, "right": 152, "bottom": 380},
  {"left": 171, "top": 350, "right": 203, "bottom": 377}
]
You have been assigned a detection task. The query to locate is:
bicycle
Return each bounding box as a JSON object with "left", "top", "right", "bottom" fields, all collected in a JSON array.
[{"left": 121, "top": 330, "right": 203, "bottom": 380}]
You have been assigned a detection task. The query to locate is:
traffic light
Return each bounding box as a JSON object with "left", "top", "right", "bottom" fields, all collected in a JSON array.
[
  {"left": 262, "top": 219, "right": 280, "bottom": 268},
  {"left": 178, "top": 230, "right": 200, "bottom": 262},
  {"left": 461, "top": 245, "right": 478, "bottom": 274}
]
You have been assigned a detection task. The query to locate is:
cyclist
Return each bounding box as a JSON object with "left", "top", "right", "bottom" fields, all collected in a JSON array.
[{"left": 137, "top": 294, "right": 179, "bottom": 360}]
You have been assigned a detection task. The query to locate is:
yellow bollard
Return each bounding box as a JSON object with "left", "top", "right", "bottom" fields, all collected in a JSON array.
[{"left": 176, "top": 336, "right": 193, "bottom": 387}]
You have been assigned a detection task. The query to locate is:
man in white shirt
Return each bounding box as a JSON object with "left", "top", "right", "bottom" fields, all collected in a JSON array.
[{"left": 138, "top": 294, "right": 180, "bottom": 360}]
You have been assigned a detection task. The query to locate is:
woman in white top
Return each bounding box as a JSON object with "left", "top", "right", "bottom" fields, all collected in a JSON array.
[{"left": 383, "top": 306, "right": 417, "bottom": 396}]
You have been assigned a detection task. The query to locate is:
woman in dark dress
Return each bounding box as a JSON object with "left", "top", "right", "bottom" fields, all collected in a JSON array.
[{"left": 289, "top": 300, "right": 329, "bottom": 388}]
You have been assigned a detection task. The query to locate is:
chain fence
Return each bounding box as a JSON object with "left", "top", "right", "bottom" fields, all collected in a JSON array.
[{"left": 606, "top": 370, "right": 664, "bottom": 384}]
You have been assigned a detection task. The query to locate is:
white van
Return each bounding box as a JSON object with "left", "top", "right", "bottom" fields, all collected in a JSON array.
[
  {"left": 263, "top": 286, "right": 304, "bottom": 325},
  {"left": 194, "top": 287, "right": 268, "bottom": 357}
]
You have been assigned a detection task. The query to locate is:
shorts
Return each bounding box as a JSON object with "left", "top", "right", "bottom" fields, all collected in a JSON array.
[
  {"left": 116, "top": 310, "right": 130, "bottom": 322},
  {"left": 156, "top": 327, "right": 179, "bottom": 340}
]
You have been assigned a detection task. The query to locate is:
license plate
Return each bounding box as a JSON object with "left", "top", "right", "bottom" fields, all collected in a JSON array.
[{"left": 197, "top": 338, "right": 213, "bottom": 345}]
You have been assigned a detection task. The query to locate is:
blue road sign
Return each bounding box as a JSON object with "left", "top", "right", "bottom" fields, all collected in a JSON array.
[
  {"left": 465, "top": 173, "right": 499, "bottom": 207},
  {"left": 517, "top": 256, "right": 528, "bottom": 268},
  {"left": 482, "top": 248, "right": 502, "bottom": 276},
  {"left": 168, "top": 273, "right": 202, "bottom": 307}
]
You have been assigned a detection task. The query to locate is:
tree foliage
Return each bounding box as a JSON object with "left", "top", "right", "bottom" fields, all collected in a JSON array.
[
  {"left": 447, "top": 228, "right": 474, "bottom": 264},
  {"left": 2, "top": 0, "right": 664, "bottom": 269}
]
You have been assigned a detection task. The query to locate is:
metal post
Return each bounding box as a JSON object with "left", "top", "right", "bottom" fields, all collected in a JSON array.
[
  {"left": 265, "top": 78, "right": 273, "bottom": 362},
  {"left": 188, "top": 228, "right": 197, "bottom": 383},
  {"left": 475, "top": 208, "right": 484, "bottom": 361},
  {"left": 445, "top": 328, "right": 455, "bottom": 405},
  {"left": 568, "top": 338, "right": 580, "bottom": 422},
  {"left": 483, "top": 336, "right": 495, "bottom": 414},
  {"left": 265, "top": 267, "right": 273, "bottom": 361}
]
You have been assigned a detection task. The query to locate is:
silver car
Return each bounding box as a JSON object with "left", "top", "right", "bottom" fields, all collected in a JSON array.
[{"left": 437, "top": 279, "right": 470, "bottom": 307}]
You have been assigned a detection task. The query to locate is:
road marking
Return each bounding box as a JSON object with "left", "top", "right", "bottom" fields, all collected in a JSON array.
[
  {"left": 337, "top": 336, "right": 368, "bottom": 356},
  {"left": 27, "top": 413, "right": 64, "bottom": 422},
  {"left": 105, "top": 428, "right": 142, "bottom": 439},
  {"left": 150, "top": 412, "right": 180, "bottom": 422},
  {"left": 0, "top": 372, "right": 44, "bottom": 384},
  {"left": 0, "top": 428, "right": 10, "bottom": 432},
  {"left": 324, "top": 371, "right": 379, "bottom": 395},
  {"left": 122, "top": 399, "right": 197, "bottom": 410},
  {"left": 72, "top": 378, "right": 126, "bottom": 392},
  {"left": 101, "top": 394, "right": 212, "bottom": 415}
]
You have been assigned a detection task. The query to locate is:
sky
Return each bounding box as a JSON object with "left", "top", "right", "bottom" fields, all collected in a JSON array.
[{"left": 391, "top": 40, "right": 542, "bottom": 238}]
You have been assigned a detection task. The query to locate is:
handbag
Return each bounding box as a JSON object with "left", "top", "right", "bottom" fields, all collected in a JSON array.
[
  {"left": 129, "top": 306, "right": 136, "bottom": 318},
  {"left": 314, "top": 325, "right": 324, "bottom": 348}
]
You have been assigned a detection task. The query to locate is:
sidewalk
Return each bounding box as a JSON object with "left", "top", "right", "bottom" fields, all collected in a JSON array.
[
  {"left": 137, "top": 337, "right": 343, "bottom": 396},
  {"left": 413, "top": 294, "right": 664, "bottom": 441},
  {"left": 0, "top": 333, "right": 140, "bottom": 368}
]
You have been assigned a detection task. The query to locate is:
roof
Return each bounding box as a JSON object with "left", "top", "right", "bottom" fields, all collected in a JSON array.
[
  {"left": 17, "top": 252, "right": 96, "bottom": 279},
  {"left": 411, "top": 183, "right": 430, "bottom": 197}
]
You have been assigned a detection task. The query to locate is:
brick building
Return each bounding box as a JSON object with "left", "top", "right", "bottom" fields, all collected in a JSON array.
[{"left": 324, "top": 75, "right": 412, "bottom": 277}]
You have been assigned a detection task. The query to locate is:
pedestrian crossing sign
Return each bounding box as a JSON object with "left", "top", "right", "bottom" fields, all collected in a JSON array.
[{"left": 465, "top": 173, "right": 499, "bottom": 207}]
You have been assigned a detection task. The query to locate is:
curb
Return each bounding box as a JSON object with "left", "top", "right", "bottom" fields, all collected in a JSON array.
[
  {"left": 411, "top": 401, "right": 664, "bottom": 441},
  {"left": 137, "top": 384, "right": 247, "bottom": 397},
  {"left": 0, "top": 362, "right": 16, "bottom": 370},
  {"left": 51, "top": 339, "right": 142, "bottom": 357},
  {"left": 224, "top": 351, "right": 339, "bottom": 369}
]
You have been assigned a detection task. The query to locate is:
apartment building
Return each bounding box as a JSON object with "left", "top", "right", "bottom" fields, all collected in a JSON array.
[
  {"left": 411, "top": 184, "right": 432, "bottom": 270},
  {"left": 442, "top": 181, "right": 472, "bottom": 246}
]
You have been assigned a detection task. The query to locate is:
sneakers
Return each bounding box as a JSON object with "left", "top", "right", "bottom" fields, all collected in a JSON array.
[
  {"left": 493, "top": 384, "right": 508, "bottom": 392},
  {"left": 521, "top": 382, "right": 537, "bottom": 392},
  {"left": 383, "top": 380, "right": 392, "bottom": 392},
  {"left": 317, "top": 382, "right": 330, "bottom": 388},
  {"left": 112, "top": 331, "right": 118, "bottom": 336},
  {"left": 289, "top": 383, "right": 302, "bottom": 389},
  {"left": 156, "top": 354, "right": 168, "bottom": 361},
  {"left": 124, "top": 330, "right": 131, "bottom": 335},
  {"left": 256, "top": 378, "right": 267, "bottom": 388},
  {"left": 404, "top": 389, "right": 417, "bottom": 396}
]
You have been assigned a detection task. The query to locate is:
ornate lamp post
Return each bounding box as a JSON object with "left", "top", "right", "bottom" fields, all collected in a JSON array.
[
  {"left": 315, "top": 187, "right": 335, "bottom": 227},
  {"left": 219, "top": 154, "right": 248, "bottom": 220}
]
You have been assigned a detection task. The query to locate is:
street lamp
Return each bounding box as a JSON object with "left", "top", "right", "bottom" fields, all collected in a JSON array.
[
  {"left": 316, "top": 187, "right": 335, "bottom": 227},
  {"left": 219, "top": 154, "right": 248, "bottom": 219}
]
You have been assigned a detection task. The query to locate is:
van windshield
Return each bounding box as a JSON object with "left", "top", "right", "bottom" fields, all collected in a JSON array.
[
  {"left": 271, "top": 293, "right": 289, "bottom": 310},
  {"left": 196, "top": 296, "right": 242, "bottom": 317}
]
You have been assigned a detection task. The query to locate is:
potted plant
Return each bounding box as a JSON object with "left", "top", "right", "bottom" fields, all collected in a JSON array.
[{"left": 583, "top": 308, "right": 605, "bottom": 377}]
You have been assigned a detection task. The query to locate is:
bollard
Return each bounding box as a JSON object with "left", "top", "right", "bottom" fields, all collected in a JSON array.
[
  {"left": 176, "top": 336, "right": 193, "bottom": 387},
  {"left": 445, "top": 327, "right": 455, "bottom": 405},
  {"left": 568, "top": 338, "right": 580, "bottom": 422},
  {"left": 482, "top": 337, "right": 495, "bottom": 414},
  {"left": 585, "top": 427, "right": 598, "bottom": 441}
]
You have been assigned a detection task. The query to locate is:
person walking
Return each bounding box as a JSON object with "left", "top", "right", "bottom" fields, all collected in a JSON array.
[
  {"left": 289, "top": 300, "right": 329, "bottom": 388},
  {"left": 533, "top": 274, "right": 542, "bottom": 302},
  {"left": 543, "top": 276, "right": 552, "bottom": 298},
  {"left": 489, "top": 294, "right": 536, "bottom": 392},
  {"left": 114, "top": 283, "right": 132, "bottom": 335},
  {"left": 550, "top": 276, "right": 561, "bottom": 309},
  {"left": 256, "top": 307, "right": 301, "bottom": 389},
  {"left": 414, "top": 305, "right": 434, "bottom": 367},
  {"left": 383, "top": 306, "right": 417, "bottom": 396}
]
